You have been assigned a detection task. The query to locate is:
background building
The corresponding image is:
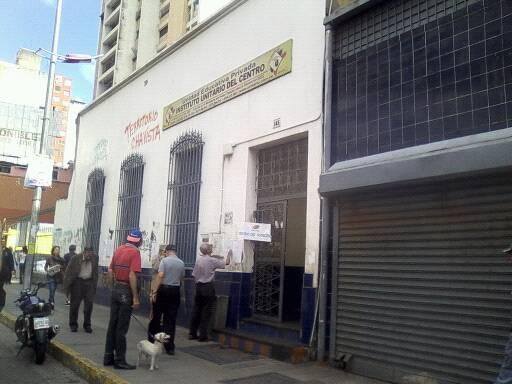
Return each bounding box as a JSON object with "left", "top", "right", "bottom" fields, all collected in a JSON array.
[
  {"left": 0, "top": 49, "right": 75, "bottom": 167},
  {"left": 95, "top": 0, "right": 233, "bottom": 96},
  {"left": 321, "top": 0, "right": 512, "bottom": 383}
]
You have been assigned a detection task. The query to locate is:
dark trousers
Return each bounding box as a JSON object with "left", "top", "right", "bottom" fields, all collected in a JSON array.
[
  {"left": 0, "top": 281, "right": 5, "bottom": 311},
  {"left": 148, "top": 285, "right": 180, "bottom": 351},
  {"left": 69, "top": 279, "right": 95, "bottom": 328},
  {"left": 189, "top": 282, "right": 216, "bottom": 339},
  {"left": 19, "top": 264, "right": 24, "bottom": 285},
  {"left": 104, "top": 284, "right": 132, "bottom": 363}
]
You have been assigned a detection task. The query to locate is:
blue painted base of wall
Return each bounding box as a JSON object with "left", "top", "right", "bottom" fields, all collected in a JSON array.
[{"left": 94, "top": 268, "right": 316, "bottom": 346}]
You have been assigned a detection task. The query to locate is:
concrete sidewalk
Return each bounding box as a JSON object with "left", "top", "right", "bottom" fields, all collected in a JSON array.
[{"left": 1, "top": 283, "right": 387, "bottom": 384}]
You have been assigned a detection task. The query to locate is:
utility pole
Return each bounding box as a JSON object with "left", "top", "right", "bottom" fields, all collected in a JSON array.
[{"left": 24, "top": 0, "right": 63, "bottom": 290}]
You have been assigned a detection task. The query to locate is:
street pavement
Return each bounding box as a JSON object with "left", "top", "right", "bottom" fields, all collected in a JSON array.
[
  {"left": 2, "top": 283, "right": 387, "bottom": 384},
  {"left": 0, "top": 321, "right": 86, "bottom": 384}
]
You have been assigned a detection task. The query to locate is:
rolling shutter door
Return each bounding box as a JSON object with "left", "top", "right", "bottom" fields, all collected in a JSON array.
[{"left": 334, "top": 173, "right": 512, "bottom": 384}]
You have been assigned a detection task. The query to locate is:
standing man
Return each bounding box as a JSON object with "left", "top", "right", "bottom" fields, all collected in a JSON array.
[
  {"left": 149, "top": 244, "right": 185, "bottom": 355},
  {"left": 103, "top": 229, "right": 142, "bottom": 370},
  {"left": 189, "top": 243, "right": 230, "bottom": 342},
  {"left": 0, "top": 246, "right": 15, "bottom": 311},
  {"left": 63, "top": 247, "right": 98, "bottom": 333},
  {"left": 494, "top": 244, "right": 512, "bottom": 384},
  {"left": 18, "top": 246, "right": 27, "bottom": 285},
  {"left": 63, "top": 245, "right": 77, "bottom": 306}
]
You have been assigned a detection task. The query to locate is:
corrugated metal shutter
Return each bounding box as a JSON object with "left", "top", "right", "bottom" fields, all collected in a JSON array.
[{"left": 334, "top": 173, "right": 512, "bottom": 384}]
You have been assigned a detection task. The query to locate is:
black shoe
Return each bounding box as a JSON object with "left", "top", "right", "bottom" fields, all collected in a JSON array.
[
  {"left": 198, "top": 337, "right": 209, "bottom": 342},
  {"left": 114, "top": 362, "right": 136, "bottom": 370},
  {"left": 70, "top": 326, "right": 78, "bottom": 333},
  {"left": 188, "top": 334, "right": 198, "bottom": 340},
  {"left": 166, "top": 349, "right": 175, "bottom": 355},
  {"left": 103, "top": 355, "right": 114, "bottom": 366},
  {"left": 83, "top": 326, "right": 92, "bottom": 333}
]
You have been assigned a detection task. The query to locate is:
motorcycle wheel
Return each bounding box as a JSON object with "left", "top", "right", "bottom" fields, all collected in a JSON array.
[{"left": 34, "top": 340, "right": 47, "bottom": 364}]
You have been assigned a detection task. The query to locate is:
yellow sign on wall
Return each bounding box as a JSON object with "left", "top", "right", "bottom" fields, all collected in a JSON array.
[{"left": 163, "top": 39, "right": 293, "bottom": 130}]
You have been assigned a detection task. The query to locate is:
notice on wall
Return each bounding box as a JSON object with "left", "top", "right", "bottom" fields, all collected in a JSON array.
[
  {"left": 238, "top": 222, "right": 271, "bottom": 243},
  {"left": 24, "top": 156, "right": 53, "bottom": 188},
  {"left": 100, "top": 238, "right": 115, "bottom": 265},
  {"left": 162, "top": 39, "right": 293, "bottom": 130}
]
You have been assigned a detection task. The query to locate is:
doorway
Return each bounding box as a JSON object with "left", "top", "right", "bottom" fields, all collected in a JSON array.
[{"left": 252, "top": 137, "right": 308, "bottom": 323}]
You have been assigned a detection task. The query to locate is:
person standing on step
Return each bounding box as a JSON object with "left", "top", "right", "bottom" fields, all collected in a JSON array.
[
  {"left": 44, "top": 246, "right": 65, "bottom": 308},
  {"left": 149, "top": 244, "right": 185, "bottom": 355},
  {"left": 103, "top": 229, "right": 142, "bottom": 370},
  {"left": 64, "top": 246, "right": 98, "bottom": 333},
  {"left": 189, "top": 243, "right": 230, "bottom": 342}
]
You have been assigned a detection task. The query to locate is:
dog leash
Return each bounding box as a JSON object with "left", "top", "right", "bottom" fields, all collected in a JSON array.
[{"left": 131, "top": 313, "right": 154, "bottom": 339}]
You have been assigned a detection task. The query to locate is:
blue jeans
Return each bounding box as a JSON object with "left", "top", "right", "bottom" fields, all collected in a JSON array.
[
  {"left": 47, "top": 277, "right": 57, "bottom": 304},
  {"left": 495, "top": 333, "right": 512, "bottom": 384}
]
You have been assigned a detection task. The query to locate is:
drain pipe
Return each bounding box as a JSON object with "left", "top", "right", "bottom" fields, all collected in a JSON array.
[{"left": 317, "top": 24, "right": 334, "bottom": 362}]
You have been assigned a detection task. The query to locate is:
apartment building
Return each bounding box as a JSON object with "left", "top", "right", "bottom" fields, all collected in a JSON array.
[
  {"left": 0, "top": 49, "right": 72, "bottom": 167},
  {"left": 95, "top": 0, "right": 231, "bottom": 96}
]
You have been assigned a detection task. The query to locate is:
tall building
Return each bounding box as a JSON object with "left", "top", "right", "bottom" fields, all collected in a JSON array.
[
  {"left": 0, "top": 49, "right": 73, "bottom": 166},
  {"left": 51, "top": 75, "right": 72, "bottom": 166},
  {"left": 95, "top": 0, "right": 232, "bottom": 96}
]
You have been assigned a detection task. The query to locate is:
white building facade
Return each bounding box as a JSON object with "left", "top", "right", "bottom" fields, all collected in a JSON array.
[{"left": 55, "top": 0, "right": 325, "bottom": 346}]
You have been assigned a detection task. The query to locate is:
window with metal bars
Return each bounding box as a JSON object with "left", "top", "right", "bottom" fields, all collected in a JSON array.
[
  {"left": 114, "top": 154, "right": 144, "bottom": 247},
  {"left": 164, "top": 131, "right": 203, "bottom": 266},
  {"left": 83, "top": 169, "right": 106, "bottom": 255}
]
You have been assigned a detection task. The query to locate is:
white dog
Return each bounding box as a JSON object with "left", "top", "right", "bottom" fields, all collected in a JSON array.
[{"left": 136, "top": 332, "right": 171, "bottom": 370}]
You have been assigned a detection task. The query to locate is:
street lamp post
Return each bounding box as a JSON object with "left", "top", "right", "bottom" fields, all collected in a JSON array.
[{"left": 23, "top": 0, "right": 63, "bottom": 290}]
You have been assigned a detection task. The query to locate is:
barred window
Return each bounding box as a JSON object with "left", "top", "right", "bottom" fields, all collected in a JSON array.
[
  {"left": 165, "top": 131, "right": 204, "bottom": 266},
  {"left": 83, "top": 168, "right": 106, "bottom": 254},
  {"left": 115, "top": 154, "right": 144, "bottom": 247}
]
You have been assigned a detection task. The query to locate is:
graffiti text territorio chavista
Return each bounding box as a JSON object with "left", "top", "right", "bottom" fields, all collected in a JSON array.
[{"left": 124, "top": 111, "right": 161, "bottom": 150}]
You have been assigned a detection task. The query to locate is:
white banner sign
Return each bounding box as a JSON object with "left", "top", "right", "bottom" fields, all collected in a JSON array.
[
  {"left": 24, "top": 156, "right": 53, "bottom": 188},
  {"left": 238, "top": 222, "right": 271, "bottom": 242}
]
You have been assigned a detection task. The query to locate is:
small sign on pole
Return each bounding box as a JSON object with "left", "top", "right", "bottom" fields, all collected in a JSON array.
[{"left": 24, "top": 156, "right": 53, "bottom": 188}]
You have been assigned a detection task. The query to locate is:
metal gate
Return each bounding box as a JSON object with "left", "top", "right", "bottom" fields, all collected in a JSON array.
[
  {"left": 83, "top": 168, "right": 105, "bottom": 255},
  {"left": 332, "top": 173, "right": 512, "bottom": 384},
  {"left": 253, "top": 201, "right": 287, "bottom": 320},
  {"left": 253, "top": 137, "right": 308, "bottom": 320},
  {"left": 164, "top": 131, "right": 203, "bottom": 266},
  {"left": 114, "top": 154, "right": 144, "bottom": 247}
]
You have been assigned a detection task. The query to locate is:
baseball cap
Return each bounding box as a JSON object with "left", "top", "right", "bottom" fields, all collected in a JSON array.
[{"left": 127, "top": 228, "right": 143, "bottom": 243}]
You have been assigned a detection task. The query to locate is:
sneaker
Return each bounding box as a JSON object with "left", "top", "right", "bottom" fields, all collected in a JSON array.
[{"left": 65, "top": 299, "right": 70, "bottom": 306}]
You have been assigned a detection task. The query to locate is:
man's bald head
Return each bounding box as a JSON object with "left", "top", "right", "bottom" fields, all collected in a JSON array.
[{"left": 200, "top": 243, "right": 212, "bottom": 255}]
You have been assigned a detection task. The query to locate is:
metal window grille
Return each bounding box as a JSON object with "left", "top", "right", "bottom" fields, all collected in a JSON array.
[
  {"left": 114, "top": 154, "right": 144, "bottom": 247},
  {"left": 165, "top": 131, "right": 204, "bottom": 267},
  {"left": 335, "top": 0, "right": 478, "bottom": 59},
  {"left": 83, "top": 169, "right": 106, "bottom": 255},
  {"left": 256, "top": 138, "right": 308, "bottom": 200}
]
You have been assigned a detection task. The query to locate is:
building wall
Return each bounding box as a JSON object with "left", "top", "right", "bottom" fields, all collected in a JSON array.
[{"left": 56, "top": 0, "right": 324, "bottom": 282}]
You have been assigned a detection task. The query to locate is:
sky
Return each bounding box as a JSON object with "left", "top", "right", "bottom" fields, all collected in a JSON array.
[{"left": 0, "top": 0, "right": 100, "bottom": 103}]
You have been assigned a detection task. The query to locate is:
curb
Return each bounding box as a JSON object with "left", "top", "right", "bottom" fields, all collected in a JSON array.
[{"left": 0, "top": 310, "right": 129, "bottom": 384}]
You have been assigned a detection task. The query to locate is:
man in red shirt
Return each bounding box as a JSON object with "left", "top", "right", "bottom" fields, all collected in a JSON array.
[{"left": 103, "top": 229, "right": 142, "bottom": 370}]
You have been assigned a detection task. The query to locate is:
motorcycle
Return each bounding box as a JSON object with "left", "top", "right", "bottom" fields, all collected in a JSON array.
[{"left": 14, "top": 282, "right": 59, "bottom": 364}]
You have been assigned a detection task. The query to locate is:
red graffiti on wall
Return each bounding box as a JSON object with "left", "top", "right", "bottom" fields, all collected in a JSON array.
[{"left": 124, "top": 111, "right": 161, "bottom": 150}]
